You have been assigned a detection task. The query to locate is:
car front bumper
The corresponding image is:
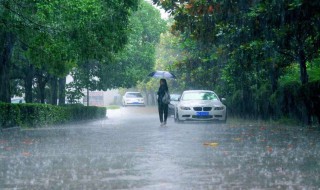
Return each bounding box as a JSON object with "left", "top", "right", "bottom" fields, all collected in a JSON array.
[{"left": 177, "top": 109, "right": 226, "bottom": 121}]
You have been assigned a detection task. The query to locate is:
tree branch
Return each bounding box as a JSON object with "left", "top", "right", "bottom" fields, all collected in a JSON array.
[{"left": 276, "top": 49, "right": 296, "bottom": 60}]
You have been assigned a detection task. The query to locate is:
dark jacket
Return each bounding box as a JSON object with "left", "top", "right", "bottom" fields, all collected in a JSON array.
[{"left": 157, "top": 85, "right": 168, "bottom": 104}]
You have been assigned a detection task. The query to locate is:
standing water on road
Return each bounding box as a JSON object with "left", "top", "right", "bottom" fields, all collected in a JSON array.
[{"left": 1, "top": 107, "right": 320, "bottom": 189}]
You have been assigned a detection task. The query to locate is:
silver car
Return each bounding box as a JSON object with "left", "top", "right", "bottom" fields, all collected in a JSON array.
[{"left": 174, "top": 90, "right": 227, "bottom": 123}]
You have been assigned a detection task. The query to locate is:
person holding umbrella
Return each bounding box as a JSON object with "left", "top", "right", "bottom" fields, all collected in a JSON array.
[
  {"left": 157, "top": 78, "right": 170, "bottom": 126},
  {"left": 148, "top": 70, "right": 175, "bottom": 126}
]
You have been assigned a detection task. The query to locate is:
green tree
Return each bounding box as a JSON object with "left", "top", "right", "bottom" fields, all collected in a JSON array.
[{"left": 1, "top": 0, "right": 139, "bottom": 104}]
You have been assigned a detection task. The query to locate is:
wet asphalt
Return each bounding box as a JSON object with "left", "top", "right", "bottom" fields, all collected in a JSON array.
[{"left": 0, "top": 106, "right": 320, "bottom": 190}]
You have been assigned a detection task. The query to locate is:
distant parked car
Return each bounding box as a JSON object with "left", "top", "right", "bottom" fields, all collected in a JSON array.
[
  {"left": 122, "top": 92, "right": 145, "bottom": 107},
  {"left": 174, "top": 90, "right": 227, "bottom": 123},
  {"left": 11, "top": 98, "right": 26, "bottom": 104},
  {"left": 168, "top": 93, "right": 181, "bottom": 116}
]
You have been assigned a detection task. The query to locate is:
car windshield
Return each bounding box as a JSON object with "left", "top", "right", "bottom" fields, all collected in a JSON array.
[
  {"left": 126, "top": 93, "right": 142, "bottom": 98},
  {"left": 11, "top": 99, "right": 25, "bottom": 103},
  {"left": 170, "top": 94, "right": 180, "bottom": 101},
  {"left": 182, "top": 92, "right": 218, "bottom": 101}
]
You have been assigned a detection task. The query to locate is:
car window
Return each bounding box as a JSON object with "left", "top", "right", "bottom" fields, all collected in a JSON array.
[
  {"left": 182, "top": 92, "right": 218, "bottom": 101},
  {"left": 126, "top": 93, "right": 142, "bottom": 98},
  {"left": 170, "top": 94, "right": 181, "bottom": 101}
]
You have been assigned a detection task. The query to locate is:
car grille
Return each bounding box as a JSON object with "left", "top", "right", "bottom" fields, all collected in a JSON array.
[
  {"left": 203, "top": 107, "right": 212, "bottom": 111},
  {"left": 193, "top": 107, "right": 212, "bottom": 111},
  {"left": 192, "top": 115, "right": 213, "bottom": 119},
  {"left": 193, "top": 107, "right": 202, "bottom": 111}
]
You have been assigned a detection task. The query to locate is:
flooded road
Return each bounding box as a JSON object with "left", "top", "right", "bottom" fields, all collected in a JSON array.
[{"left": 1, "top": 106, "right": 320, "bottom": 189}]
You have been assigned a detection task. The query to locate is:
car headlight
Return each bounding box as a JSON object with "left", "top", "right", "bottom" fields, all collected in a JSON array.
[
  {"left": 180, "top": 106, "right": 191, "bottom": 110},
  {"left": 214, "top": 106, "right": 224, "bottom": 110}
]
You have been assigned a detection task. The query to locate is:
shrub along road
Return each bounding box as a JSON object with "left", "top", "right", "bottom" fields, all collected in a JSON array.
[{"left": 0, "top": 106, "right": 319, "bottom": 189}]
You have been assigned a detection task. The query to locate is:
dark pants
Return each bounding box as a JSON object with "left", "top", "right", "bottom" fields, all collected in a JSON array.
[{"left": 158, "top": 103, "right": 168, "bottom": 123}]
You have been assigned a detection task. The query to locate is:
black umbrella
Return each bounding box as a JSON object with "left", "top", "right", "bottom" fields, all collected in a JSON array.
[{"left": 148, "top": 71, "right": 176, "bottom": 79}]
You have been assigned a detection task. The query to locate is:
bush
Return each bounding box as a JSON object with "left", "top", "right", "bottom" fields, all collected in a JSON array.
[
  {"left": 63, "top": 104, "right": 106, "bottom": 121},
  {"left": 270, "top": 80, "right": 320, "bottom": 125},
  {"left": 300, "top": 80, "right": 320, "bottom": 124},
  {"left": 224, "top": 80, "right": 320, "bottom": 125},
  {"left": 0, "top": 103, "right": 21, "bottom": 128},
  {"left": 0, "top": 103, "right": 106, "bottom": 129}
]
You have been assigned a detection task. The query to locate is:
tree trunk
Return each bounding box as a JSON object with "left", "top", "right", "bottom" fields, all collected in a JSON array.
[
  {"left": 87, "top": 88, "right": 90, "bottom": 106},
  {"left": 0, "top": 32, "right": 15, "bottom": 103},
  {"left": 36, "top": 71, "right": 49, "bottom": 104},
  {"left": 298, "top": 49, "right": 308, "bottom": 85},
  {"left": 298, "top": 49, "right": 311, "bottom": 125},
  {"left": 39, "top": 76, "right": 46, "bottom": 104},
  {"left": 24, "top": 64, "right": 34, "bottom": 103},
  {"left": 50, "top": 76, "right": 58, "bottom": 105},
  {"left": 58, "top": 77, "right": 66, "bottom": 105}
]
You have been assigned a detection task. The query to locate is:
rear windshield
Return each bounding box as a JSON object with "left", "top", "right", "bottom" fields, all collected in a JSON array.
[
  {"left": 126, "top": 93, "right": 142, "bottom": 98},
  {"left": 182, "top": 92, "right": 217, "bottom": 101}
]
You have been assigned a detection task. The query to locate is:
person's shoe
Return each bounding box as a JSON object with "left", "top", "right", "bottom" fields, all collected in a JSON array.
[
  {"left": 164, "top": 122, "right": 167, "bottom": 126},
  {"left": 160, "top": 122, "right": 164, "bottom": 126}
]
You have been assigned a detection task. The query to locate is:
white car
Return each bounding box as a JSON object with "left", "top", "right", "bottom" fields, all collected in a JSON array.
[
  {"left": 11, "top": 98, "right": 26, "bottom": 103},
  {"left": 174, "top": 90, "right": 227, "bottom": 123},
  {"left": 122, "top": 92, "right": 145, "bottom": 107}
]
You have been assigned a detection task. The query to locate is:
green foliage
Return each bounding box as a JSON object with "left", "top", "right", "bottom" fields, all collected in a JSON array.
[
  {"left": 1, "top": 0, "right": 139, "bottom": 104},
  {"left": 0, "top": 103, "right": 21, "bottom": 128},
  {"left": 155, "top": 0, "right": 320, "bottom": 125},
  {"left": 279, "top": 60, "right": 320, "bottom": 86},
  {"left": 98, "top": 1, "right": 167, "bottom": 90},
  {"left": 63, "top": 104, "right": 106, "bottom": 122},
  {"left": 17, "top": 103, "right": 68, "bottom": 127},
  {"left": 0, "top": 103, "right": 106, "bottom": 128}
]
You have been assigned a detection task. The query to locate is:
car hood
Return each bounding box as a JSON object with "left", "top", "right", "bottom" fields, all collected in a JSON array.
[
  {"left": 170, "top": 100, "right": 179, "bottom": 105},
  {"left": 179, "top": 100, "right": 224, "bottom": 107},
  {"left": 124, "top": 97, "right": 143, "bottom": 99}
]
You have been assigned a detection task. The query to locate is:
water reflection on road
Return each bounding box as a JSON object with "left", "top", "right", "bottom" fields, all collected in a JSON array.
[{"left": 1, "top": 106, "right": 320, "bottom": 189}]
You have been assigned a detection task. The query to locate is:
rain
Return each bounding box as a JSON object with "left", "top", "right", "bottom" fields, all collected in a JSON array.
[
  {"left": 1, "top": 0, "right": 320, "bottom": 189},
  {"left": 1, "top": 108, "right": 320, "bottom": 189}
]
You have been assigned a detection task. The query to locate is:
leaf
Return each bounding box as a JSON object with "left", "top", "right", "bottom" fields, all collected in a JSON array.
[
  {"left": 4, "top": 147, "right": 13, "bottom": 151},
  {"left": 266, "top": 146, "right": 273, "bottom": 153},
  {"left": 22, "top": 152, "right": 32, "bottom": 157},
  {"left": 203, "top": 142, "right": 219, "bottom": 147},
  {"left": 185, "top": 4, "right": 193, "bottom": 9},
  {"left": 22, "top": 139, "right": 34, "bottom": 145}
]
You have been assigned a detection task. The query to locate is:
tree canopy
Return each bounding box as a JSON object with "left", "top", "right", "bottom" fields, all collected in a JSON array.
[
  {"left": 153, "top": 0, "right": 320, "bottom": 124},
  {"left": 1, "top": 0, "right": 168, "bottom": 105}
]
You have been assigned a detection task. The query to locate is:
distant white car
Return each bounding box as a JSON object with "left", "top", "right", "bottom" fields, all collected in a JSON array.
[
  {"left": 122, "top": 92, "right": 145, "bottom": 107},
  {"left": 11, "top": 98, "right": 26, "bottom": 104},
  {"left": 174, "top": 90, "right": 227, "bottom": 123}
]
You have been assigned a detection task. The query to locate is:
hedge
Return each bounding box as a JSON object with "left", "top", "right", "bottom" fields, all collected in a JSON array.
[
  {"left": 225, "top": 80, "right": 320, "bottom": 125},
  {"left": 0, "top": 103, "right": 106, "bottom": 129}
]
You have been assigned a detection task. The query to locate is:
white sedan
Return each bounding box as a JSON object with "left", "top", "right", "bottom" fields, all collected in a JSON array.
[
  {"left": 174, "top": 90, "right": 227, "bottom": 123},
  {"left": 122, "top": 92, "right": 145, "bottom": 107}
]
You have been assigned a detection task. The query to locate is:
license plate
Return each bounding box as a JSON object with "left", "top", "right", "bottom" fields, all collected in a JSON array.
[{"left": 196, "top": 112, "right": 209, "bottom": 116}]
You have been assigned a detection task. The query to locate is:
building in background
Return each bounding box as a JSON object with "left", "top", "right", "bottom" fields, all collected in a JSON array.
[{"left": 82, "top": 90, "right": 121, "bottom": 107}]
